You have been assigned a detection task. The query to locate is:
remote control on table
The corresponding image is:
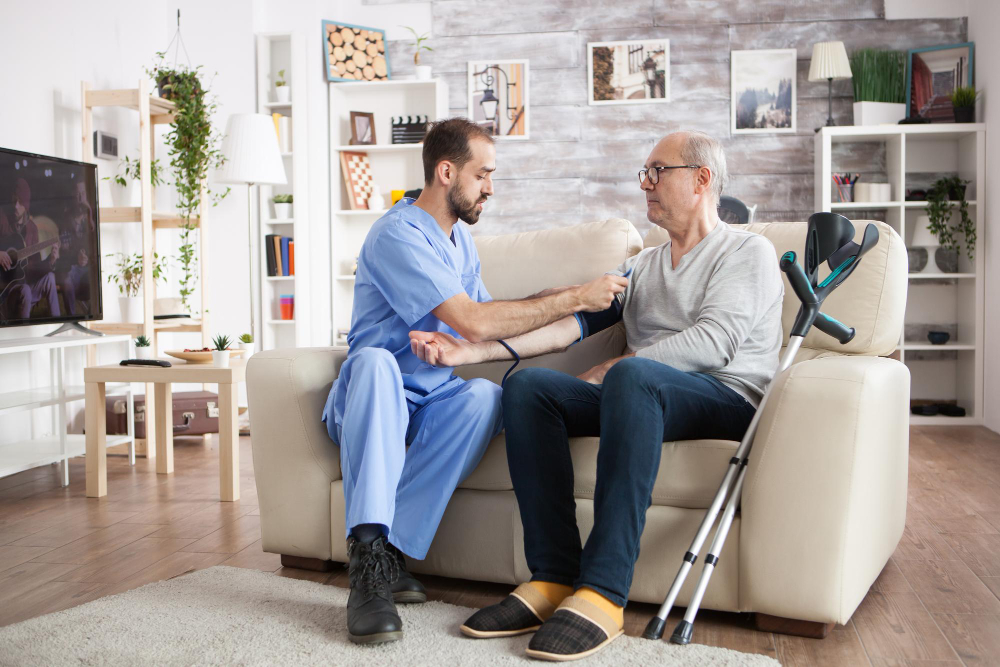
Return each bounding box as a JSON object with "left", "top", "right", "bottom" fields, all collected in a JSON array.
[{"left": 120, "top": 359, "right": 172, "bottom": 367}]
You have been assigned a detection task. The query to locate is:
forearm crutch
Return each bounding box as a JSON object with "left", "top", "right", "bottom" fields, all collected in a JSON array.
[{"left": 643, "top": 213, "right": 880, "bottom": 645}]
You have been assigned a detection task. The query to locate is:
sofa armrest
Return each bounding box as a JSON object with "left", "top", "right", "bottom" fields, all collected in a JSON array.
[
  {"left": 739, "top": 355, "right": 910, "bottom": 624},
  {"left": 247, "top": 347, "right": 347, "bottom": 560}
]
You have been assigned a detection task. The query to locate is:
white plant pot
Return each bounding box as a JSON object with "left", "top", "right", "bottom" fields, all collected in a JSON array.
[
  {"left": 415, "top": 65, "right": 433, "bottom": 81},
  {"left": 852, "top": 102, "right": 906, "bottom": 126},
  {"left": 273, "top": 202, "right": 292, "bottom": 220},
  {"left": 239, "top": 341, "right": 255, "bottom": 356},
  {"left": 135, "top": 345, "right": 152, "bottom": 360},
  {"left": 275, "top": 85, "right": 291, "bottom": 104},
  {"left": 120, "top": 296, "right": 142, "bottom": 323},
  {"left": 212, "top": 350, "right": 231, "bottom": 368}
]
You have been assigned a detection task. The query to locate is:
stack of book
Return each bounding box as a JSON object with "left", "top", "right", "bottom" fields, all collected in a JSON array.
[
  {"left": 265, "top": 234, "right": 295, "bottom": 276},
  {"left": 391, "top": 115, "right": 428, "bottom": 144}
]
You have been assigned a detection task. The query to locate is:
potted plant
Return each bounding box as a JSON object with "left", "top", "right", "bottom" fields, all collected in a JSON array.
[
  {"left": 105, "top": 252, "right": 166, "bottom": 323},
  {"left": 849, "top": 48, "right": 906, "bottom": 126},
  {"left": 103, "top": 155, "right": 165, "bottom": 206},
  {"left": 275, "top": 69, "right": 290, "bottom": 104},
  {"left": 403, "top": 26, "right": 433, "bottom": 80},
  {"left": 211, "top": 334, "right": 232, "bottom": 368},
  {"left": 238, "top": 333, "right": 254, "bottom": 354},
  {"left": 949, "top": 86, "right": 979, "bottom": 123},
  {"left": 924, "top": 175, "right": 975, "bottom": 264},
  {"left": 146, "top": 52, "right": 229, "bottom": 314},
  {"left": 133, "top": 335, "right": 152, "bottom": 360},
  {"left": 273, "top": 193, "right": 293, "bottom": 219}
]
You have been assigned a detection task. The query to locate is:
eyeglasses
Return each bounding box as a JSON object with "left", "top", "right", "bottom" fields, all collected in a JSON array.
[{"left": 638, "top": 165, "right": 701, "bottom": 185}]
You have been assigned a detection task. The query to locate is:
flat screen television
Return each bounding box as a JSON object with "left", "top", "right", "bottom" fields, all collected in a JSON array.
[{"left": 0, "top": 147, "right": 102, "bottom": 330}]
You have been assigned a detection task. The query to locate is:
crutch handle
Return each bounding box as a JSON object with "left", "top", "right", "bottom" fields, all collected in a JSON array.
[
  {"left": 780, "top": 252, "right": 817, "bottom": 306},
  {"left": 815, "top": 312, "right": 855, "bottom": 344}
]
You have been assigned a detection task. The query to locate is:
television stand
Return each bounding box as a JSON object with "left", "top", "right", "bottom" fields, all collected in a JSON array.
[{"left": 45, "top": 322, "right": 105, "bottom": 337}]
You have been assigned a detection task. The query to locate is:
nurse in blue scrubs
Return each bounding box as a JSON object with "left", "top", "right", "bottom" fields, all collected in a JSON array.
[{"left": 322, "top": 118, "right": 628, "bottom": 645}]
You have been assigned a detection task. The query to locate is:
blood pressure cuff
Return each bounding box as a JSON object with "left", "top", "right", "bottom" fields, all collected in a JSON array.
[{"left": 574, "top": 292, "right": 625, "bottom": 339}]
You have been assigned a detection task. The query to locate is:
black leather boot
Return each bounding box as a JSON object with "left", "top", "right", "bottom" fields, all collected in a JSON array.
[
  {"left": 346, "top": 536, "right": 403, "bottom": 644},
  {"left": 385, "top": 541, "right": 427, "bottom": 603}
]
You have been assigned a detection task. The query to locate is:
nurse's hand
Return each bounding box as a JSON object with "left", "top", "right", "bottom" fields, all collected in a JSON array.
[
  {"left": 409, "top": 331, "right": 480, "bottom": 367},
  {"left": 574, "top": 274, "right": 628, "bottom": 312}
]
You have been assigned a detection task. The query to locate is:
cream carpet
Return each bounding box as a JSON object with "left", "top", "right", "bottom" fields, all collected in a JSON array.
[{"left": 0, "top": 566, "right": 780, "bottom": 666}]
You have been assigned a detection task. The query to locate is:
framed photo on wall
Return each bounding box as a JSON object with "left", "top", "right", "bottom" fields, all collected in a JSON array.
[
  {"left": 349, "top": 111, "right": 376, "bottom": 145},
  {"left": 731, "top": 49, "right": 797, "bottom": 134},
  {"left": 587, "top": 40, "right": 669, "bottom": 105},
  {"left": 905, "top": 42, "right": 974, "bottom": 122},
  {"left": 468, "top": 60, "right": 530, "bottom": 140},
  {"left": 323, "top": 20, "right": 390, "bottom": 82}
]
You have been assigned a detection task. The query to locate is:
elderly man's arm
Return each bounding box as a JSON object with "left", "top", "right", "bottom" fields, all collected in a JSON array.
[
  {"left": 633, "top": 237, "right": 782, "bottom": 371},
  {"left": 410, "top": 315, "right": 581, "bottom": 367}
]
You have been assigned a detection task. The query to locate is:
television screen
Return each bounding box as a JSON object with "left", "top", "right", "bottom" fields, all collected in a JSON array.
[{"left": 0, "top": 148, "right": 102, "bottom": 329}]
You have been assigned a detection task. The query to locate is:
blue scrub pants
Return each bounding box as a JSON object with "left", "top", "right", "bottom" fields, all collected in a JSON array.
[{"left": 326, "top": 347, "right": 503, "bottom": 560}]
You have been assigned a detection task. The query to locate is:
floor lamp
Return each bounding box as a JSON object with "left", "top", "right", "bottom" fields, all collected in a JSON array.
[{"left": 216, "top": 114, "right": 287, "bottom": 352}]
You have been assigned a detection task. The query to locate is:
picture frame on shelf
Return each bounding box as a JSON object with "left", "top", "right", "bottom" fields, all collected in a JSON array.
[
  {"left": 587, "top": 39, "right": 669, "bottom": 105},
  {"left": 349, "top": 111, "right": 376, "bottom": 145},
  {"left": 322, "top": 20, "right": 390, "bottom": 82},
  {"left": 339, "top": 151, "right": 375, "bottom": 210},
  {"left": 731, "top": 49, "right": 797, "bottom": 134},
  {"left": 468, "top": 60, "right": 529, "bottom": 140},
  {"left": 905, "top": 42, "right": 974, "bottom": 122}
]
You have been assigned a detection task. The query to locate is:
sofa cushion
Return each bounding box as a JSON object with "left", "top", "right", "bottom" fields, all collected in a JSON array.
[
  {"left": 644, "top": 220, "right": 906, "bottom": 357},
  {"left": 459, "top": 433, "right": 738, "bottom": 510}
]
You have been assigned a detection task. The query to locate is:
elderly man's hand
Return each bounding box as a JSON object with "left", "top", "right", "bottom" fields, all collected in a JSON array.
[
  {"left": 409, "top": 330, "right": 481, "bottom": 368},
  {"left": 577, "top": 353, "right": 634, "bottom": 384}
]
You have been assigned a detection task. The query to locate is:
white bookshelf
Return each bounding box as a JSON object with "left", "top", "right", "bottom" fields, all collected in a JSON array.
[
  {"left": 254, "top": 32, "right": 310, "bottom": 351},
  {"left": 328, "top": 78, "right": 449, "bottom": 345},
  {"left": 815, "top": 124, "right": 986, "bottom": 425}
]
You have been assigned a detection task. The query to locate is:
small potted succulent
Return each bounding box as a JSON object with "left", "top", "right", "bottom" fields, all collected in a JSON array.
[
  {"left": 275, "top": 68, "right": 290, "bottom": 104},
  {"left": 134, "top": 335, "right": 152, "bottom": 360},
  {"left": 949, "top": 86, "right": 979, "bottom": 123},
  {"left": 211, "top": 334, "right": 232, "bottom": 368},
  {"left": 238, "top": 333, "right": 254, "bottom": 354},
  {"left": 273, "top": 193, "right": 293, "bottom": 220},
  {"left": 403, "top": 26, "right": 433, "bottom": 80}
]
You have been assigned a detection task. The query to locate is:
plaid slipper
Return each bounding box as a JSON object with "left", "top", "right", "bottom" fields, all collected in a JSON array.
[
  {"left": 525, "top": 596, "right": 624, "bottom": 661},
  {"left": 460, "top": 582, "right": 557, "bottom": 638}
]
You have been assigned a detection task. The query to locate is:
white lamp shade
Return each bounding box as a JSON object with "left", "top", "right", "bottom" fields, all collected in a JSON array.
[
  {"left": 808, "top": 41, "right": 852, "bottom": 81},
  {"left": 911, "top": 215, "right": 940, "bottom": 247},
  {"left": 215, "top": 113, "right": 287, "bottom": 185}
]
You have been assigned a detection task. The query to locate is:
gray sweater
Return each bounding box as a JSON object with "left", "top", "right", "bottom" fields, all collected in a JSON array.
[{"left": 620, "top": 221, "right": 784, "bottom": 407}]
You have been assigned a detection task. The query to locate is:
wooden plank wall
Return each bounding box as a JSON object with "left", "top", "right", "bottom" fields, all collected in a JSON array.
[{"left": 364, "top": 0, "right": 966, "bottom": 235}]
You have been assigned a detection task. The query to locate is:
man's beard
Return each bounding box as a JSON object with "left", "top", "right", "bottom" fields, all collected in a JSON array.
[{"left": 447, "top": 186, "right": 486, "bottom": 225}]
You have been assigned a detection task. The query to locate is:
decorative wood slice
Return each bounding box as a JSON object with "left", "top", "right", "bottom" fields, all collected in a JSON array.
[
  {"left": 358, "top": 29, "right": 368, "bottom": 41},
  {"left": 373, "top": 56, "right": 387, "bottom": 77},
  {"left": 352, "top": 27, "right": 360, "bottom": 34},
  {"left": 333, "top": 46, "right": 346, "bottom": 62},
  {"left": 352, "top": 50, "right": 367, "bottom": 67},
  {"left": 354, "top": 35, "right": 365, "bottom": 50},
  {"left": 327, "top": 43, "right": 334, "bottom": 55},
  {"left": 330, "top": 31, "right": 343, "bottom": 46},
  {"left": 335, "top": 61, "right": 347, "bottom": 75},
  {"left": 366, "top": 43, "right": 378, "bottom": 57},
  {"left": 363, "top": 65, "right": 375, "bottom": 80},
  {"left": 340, "top": 27, "right": 353, "bottom": 43},
  {"left": 326, "top": 24, "right": 335, "bottom": 34},
  {"left": 344, "top": 43, "right": 355, "bottom": 57},
  {"left": 345, "top": 60, "right": 357, "bottom": 73},
  {"left": 377, "top": 40, "right": 385, "bottom": 53}
]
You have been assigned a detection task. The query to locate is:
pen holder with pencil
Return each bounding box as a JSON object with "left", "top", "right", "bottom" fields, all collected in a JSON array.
[{"left": 833, "top": 180, "right": 854, "bottom": 203}]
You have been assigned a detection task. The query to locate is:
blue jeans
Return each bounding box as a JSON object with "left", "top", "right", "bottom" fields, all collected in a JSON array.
[{"left": 503, "top": 357, "right": 756, "bottom": 607}]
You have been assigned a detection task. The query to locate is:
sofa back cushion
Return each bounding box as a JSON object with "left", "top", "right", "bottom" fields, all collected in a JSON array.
[{"left": 644, "top": 220, "right": 906, "bottom": 356}]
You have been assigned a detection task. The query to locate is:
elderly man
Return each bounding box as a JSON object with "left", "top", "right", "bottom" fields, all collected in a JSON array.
[{"left": 410, "top": 131, "right": 784, "bottom": 661}]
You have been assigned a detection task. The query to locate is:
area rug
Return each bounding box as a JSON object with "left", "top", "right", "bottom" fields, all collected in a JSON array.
[{"left": 0, "top": 566, "right": 780, "bottom": 666}]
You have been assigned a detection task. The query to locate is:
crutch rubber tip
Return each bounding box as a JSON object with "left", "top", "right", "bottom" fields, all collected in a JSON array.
[
  {"left": 642, "top": 617, "right": 666, "bottom": 640},
  {"left": 670, "top": 620, "right": 694, "bottom": 645}
]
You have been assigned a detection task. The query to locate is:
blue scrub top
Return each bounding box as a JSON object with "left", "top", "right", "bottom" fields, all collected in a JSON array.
[{"left": 339, "top": 198, "right": 492, "bottom": 405}]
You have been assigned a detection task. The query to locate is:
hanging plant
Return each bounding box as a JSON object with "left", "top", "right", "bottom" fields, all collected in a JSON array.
[
  {"left": 145, "top": 51, "right": 230, "bottom": 312},
  {"left": 925, "top": 176, "right": 975, "bottom": 262}
]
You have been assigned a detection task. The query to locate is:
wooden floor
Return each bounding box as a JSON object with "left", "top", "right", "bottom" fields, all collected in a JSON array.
[{"left": 1, "top": 426, "right": 999, "bottom": 665}]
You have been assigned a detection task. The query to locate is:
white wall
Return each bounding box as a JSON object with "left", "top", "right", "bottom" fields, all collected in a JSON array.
[
  {"left": 885, "top": 0, "right": 970, "bottom": 20},
  {"left": 968, "top": 2, "right": 1000, "bottom": 434}
]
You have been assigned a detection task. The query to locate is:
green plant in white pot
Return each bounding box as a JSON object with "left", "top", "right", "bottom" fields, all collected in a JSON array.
[
  {"left": 134, "top": 335, "right": 152, "bottom": 360},
  {"left": 275, "top": 69, "right": 290, "bottom": 104},
  {"left": 211, "top": 333, "right": 232, "bottom": 368},
  {"left": 273, "top": 193, "right": 293, "bottom": 219},
  {"left": 403, "top": 26, "right": 433, "bottom": 80},
  {"left": 105, "top": 252, "right": 166, "bottom": 323},
  {"left": 238, "top": 332, "right": 254, "bottom": 354},
  {"left": 850, "top": 48, "right": 906, "bottom": 126}
]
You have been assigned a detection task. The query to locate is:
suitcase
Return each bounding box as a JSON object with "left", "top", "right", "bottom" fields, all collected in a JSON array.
[{"left": 107, "top": 390, "right": 221, "bottom": 439}]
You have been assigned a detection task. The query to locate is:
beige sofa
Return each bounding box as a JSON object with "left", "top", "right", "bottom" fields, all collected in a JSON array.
[{"left": 247, "top": 217, "right": 909, "bottom": 634}]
